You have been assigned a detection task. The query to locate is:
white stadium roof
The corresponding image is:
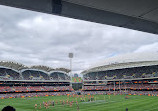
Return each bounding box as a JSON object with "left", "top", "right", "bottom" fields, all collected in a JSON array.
[
  {"left": 30, "top": 65, "right": 54, "bottom": 72},
  {"left": 0, "top": 61, "right": 28, "bottom": 71},
  {"left": 82, "top": 52, "right": 158, "bottom": 74},
  {"left": 0, "top": 61, "right": 70, "bottom": 73}
]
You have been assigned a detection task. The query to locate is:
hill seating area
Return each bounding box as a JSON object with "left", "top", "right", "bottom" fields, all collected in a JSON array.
[{"left": 72, "top": 77, "right": 83, "bottom": 83}]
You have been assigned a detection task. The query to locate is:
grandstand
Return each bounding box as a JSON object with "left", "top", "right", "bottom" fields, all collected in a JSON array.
[
  {"left": 0, "top": 62, "right": 71, "bottom": 81},
  {"left": 81, "top": 52, "right": 158, "bottom": 95},
  {"left": 0, "top": 61, "right": 73, "bottom": 98}
]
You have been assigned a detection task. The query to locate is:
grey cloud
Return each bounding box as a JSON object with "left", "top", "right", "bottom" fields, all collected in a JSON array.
[
  {"left": 134, "top": 42, "right": 158, "bottom": 53},
  {"left": 0, "top": 5, "right": 158, "bottom": 74}
]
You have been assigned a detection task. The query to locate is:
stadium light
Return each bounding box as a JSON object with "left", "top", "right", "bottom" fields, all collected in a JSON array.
[{"left": 68, "top": 53, "right": 73, "bottom": 78}]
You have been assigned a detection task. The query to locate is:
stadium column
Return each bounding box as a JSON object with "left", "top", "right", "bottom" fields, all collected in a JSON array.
[
  {"left": 109, "top": 82, "right": 110, "bottom": 92},
  {"left": 119, "top": 81, "right": 121, "bottom": 93},
  {"left": 19, "top": 70, "right": 24, "bottom": 80},
  {"left": 124, "top": 80, "right": 127, "bottom": 92},
  {"left": 114, "top": 81, "right": 115, "bottom": 92},
  {"left": 4, "top": 69, "right": 7, "bottom": 77},
  {"left": 57, "top": 72, "right": 59, "bottom": 81},
  {"left": 64, "top": 73, "right": 66, "bottom": 81}
]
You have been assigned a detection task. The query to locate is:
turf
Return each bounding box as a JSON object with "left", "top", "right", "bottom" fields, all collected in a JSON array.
[{"left": 0, "top": 94, "right": 158, "bottom": 111}]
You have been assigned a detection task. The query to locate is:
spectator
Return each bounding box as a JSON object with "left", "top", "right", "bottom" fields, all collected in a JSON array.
[{"left": 2, "top": 106, "right": 15, "bottom": 111}]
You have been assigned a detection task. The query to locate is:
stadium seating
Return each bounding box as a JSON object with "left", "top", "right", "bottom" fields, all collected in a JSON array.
[
  {"left": 0, "top": 86, "right": 73, "bottom": 93},
  {"left": 82, "top": 84, "right": 158, "bottom": 91},
  {"left": 0, "top": 92, "right": 75, "bottom": 99},
  {"left": 83, "top": 67, "right": 158, "bottom": 80}
]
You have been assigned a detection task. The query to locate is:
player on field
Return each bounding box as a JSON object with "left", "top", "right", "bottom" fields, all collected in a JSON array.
[
  {"left": 34, "top": 104, "right": 37, "bottom": 109},
  {"left": 52, "top": 100, "right": 55, "bottom": 107}
]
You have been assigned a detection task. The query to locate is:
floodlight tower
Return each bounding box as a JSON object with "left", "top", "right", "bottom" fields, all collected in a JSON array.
[{"left": 68, "top": 53, "right": 73, "bottom": 78}]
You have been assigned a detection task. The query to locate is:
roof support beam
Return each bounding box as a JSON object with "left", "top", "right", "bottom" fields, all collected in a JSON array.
[{"left": 0, "top": 0, "right": 158, "bottom": 34}]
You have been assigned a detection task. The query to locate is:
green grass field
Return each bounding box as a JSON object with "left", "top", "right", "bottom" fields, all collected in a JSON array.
[{"left": 0, "top": 94, "right": 158, "bottom": 111}]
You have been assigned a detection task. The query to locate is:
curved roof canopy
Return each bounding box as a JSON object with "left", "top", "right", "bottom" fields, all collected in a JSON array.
[
  {"left": 55, "top": 68, "right": 71, "bottom": 73},
  {"left": 30, "top": 65, "right": 54, "bottom": 72},
  {"left": 30, "top": 66, "right": 70, "bottom": 73},
  {"left": 0, "top": 61, "right": 28, "bottom": 71},
  {"left": 0, "top": 61, "right": 70, "bottom": 73},
  {"left": 91, "top": 52, "right": 158, "bottom": 68},
  {"left": 82, "top": 52, "right": 158, "bottom": 74}
]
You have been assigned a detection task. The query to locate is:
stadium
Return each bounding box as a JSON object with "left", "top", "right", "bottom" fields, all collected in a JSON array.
[
  {"left": 82, "top": 52, "right": 158, "bottom": 95},
  {"left": 1, "top": 0, "right": 158, "bottom": 110},
  {"left": 1, "top": 53, "right": 158, "bottom": 111}
]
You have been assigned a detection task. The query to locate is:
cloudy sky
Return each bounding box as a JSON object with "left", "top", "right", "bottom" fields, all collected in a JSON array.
[{"left": 0, "top": 5, "right": 158, "bottom": 74}]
